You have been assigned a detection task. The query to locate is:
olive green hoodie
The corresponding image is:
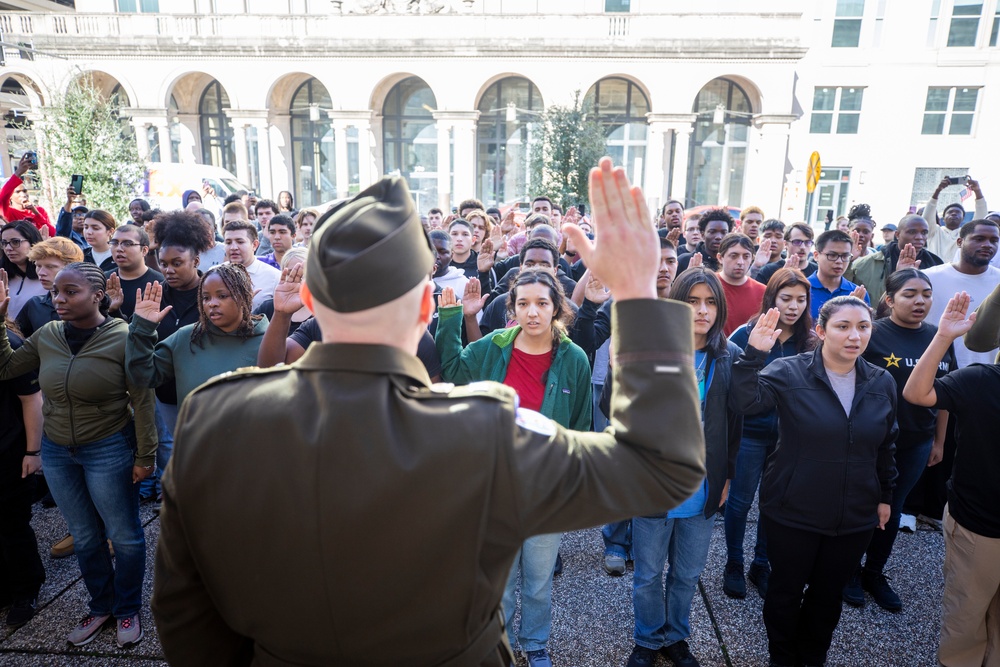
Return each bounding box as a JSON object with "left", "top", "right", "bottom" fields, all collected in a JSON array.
[{"left": 0, "top": 317, "right": 157, "bottom": 466}]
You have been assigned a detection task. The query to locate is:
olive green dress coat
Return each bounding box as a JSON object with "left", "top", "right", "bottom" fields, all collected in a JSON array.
[{"left": 152, "top": 299, "right": 706, "bottom": 666}]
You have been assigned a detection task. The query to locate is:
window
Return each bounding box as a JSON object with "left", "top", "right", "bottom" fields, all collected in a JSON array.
[
  {"left": 990, "top": 5, "right": 1000, "bottom": 45},
  {"left": 584, "top": 77, "right": 649, "bottom": 188},
  {"left": 476, "top": 77, "right": 543, "bottom": 206},
  {"left": 687, "top": 78, "right": 752, "bottom": 208},
  {"left": 810, "top": 87, "right": 864, "bottom": 134},
  {"left": 289, "top": 78, "right": 335, "bottom": 207},
  {"left": 832, "top": 0, "right": 865, "bottom": 47},
  {"left": 921, "top": 87, "right": 979, "bottom": 135},
  {"left": 199, "top": 80, "right": 236, "bottom": 173},
  {"left": 948, "top": 1, "right": 982, "bottom": 46},
  {"left": 605, "top": 0, "right": 630, "bottom": 12},
  {"left": 928, "top": 0, "right": 942, "bottom": 47},
  {"left": 117, "top": 0, "right": 160, "bottom": 11},
  {"left": 382, "top": 77, "right": 439, "bottom": 211}
]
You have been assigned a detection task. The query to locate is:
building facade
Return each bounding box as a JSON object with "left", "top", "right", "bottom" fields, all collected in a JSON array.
[{"left": 1, "top": 0, "right": 997, "bottom": 223}]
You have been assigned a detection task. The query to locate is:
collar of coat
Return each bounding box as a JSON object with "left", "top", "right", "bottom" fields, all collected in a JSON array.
[
  {"left": 489, "top": 324, "right": 570, "bottom": 350},
  {"left": 294, "top": 341, "right": 431, "bottom": 388}
]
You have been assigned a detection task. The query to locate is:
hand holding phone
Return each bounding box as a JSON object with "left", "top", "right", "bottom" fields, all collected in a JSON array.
[{"left": 70, "top": 174, "right": 84, "bottom": 195}]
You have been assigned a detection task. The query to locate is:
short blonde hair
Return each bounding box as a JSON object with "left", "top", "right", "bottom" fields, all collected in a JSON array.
[
  {"left": 740, "top": 205, "right": 764, "bottom": 220},
  {"left": 281, "top": 246, "right": 308, "bottom": 270},
  {"left": 28, "top": 236, "right": 84, "bottom": 264}
]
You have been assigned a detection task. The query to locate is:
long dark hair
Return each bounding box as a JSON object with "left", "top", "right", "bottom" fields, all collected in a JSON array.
[
  {"left": 189, "top": 263, "right": 261, "bottom": 351},
  {"left": 747, "top": 268, "right": 817, "bottom": 353},
  {"left": 1, "top": 221, "right": 42, "bottom": 279},
  {"left": 505, "top": 268, "right": 574, "bottom": 347},
  {"left": 669, "top": 267, "right": 728, "bottom": 356},
  {"left": 877, "top": 268, "right": 932, "bottom": 321}
]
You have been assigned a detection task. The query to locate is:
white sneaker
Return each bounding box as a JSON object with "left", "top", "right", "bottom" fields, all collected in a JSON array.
[{"left": 898, "top": 513, "right": 917, "bottom": 533}]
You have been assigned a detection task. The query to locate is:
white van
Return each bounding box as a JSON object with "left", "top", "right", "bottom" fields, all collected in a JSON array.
[{"left": 143, "top": 162, "right": 250, "bottom": 213}]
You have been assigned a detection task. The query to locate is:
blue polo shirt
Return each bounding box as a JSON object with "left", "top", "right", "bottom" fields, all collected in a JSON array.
[{"left": 809, "top": 272, "right": 870, "bottom": 318}]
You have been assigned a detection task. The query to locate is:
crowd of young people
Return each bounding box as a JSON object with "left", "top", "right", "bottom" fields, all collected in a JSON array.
[{"left": 1, "top": 153, "right": 998, "bottom": 667}]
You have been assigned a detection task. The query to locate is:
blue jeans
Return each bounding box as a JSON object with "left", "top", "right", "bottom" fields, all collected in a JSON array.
[
  {"left": 41, "top": 425, "right": 146, "bottom": 618},
  {"left": 502, "top": 533, "right": 562, "bottom": 652},
  {"left": 724, "top": 436, "right": 775, "bottom": 568},
  {"left": 140, "top": 399, "right": 177, "bottom": 499},
  {"left": 602, "top": 520, "right": 632, "bottom": 560},
  {"left": 592, "top": 382, "right": 609, "bottom": 432},
  {"left": 632, "top": 512, "right": 715, "bottom": 649},
  {"left": 863, "top": 435, "right": 933, "bottom": 575}
]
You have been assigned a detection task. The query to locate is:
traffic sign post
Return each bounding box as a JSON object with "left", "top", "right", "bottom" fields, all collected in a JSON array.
[{"left": 804, "top": 151, "right": 821, "bottom": 225}]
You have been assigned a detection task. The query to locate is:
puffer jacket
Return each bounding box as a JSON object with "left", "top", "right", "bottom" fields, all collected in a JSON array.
[{"left": 730, "top": 345, "right": 898, "bottom": 536}]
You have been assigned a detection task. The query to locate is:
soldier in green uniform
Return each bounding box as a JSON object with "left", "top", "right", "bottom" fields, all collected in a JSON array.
[{"left": 151, "top": 157, "right": 706, "bottom": 666}]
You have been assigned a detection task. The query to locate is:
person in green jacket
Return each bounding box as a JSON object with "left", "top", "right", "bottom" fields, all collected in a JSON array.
[
  {"left": 126, "top": 262, "right": 268, "bottom": 403},
  {"left": 436, "top": 267, "right": 591, "bottom": 667},
  {"left": 0, "top": 261, "right": 156, "bottom": 649}
]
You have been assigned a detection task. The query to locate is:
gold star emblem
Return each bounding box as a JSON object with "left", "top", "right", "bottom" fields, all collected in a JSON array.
[{"left": 884, "top": 353, "right": 901, "bottom": 368}]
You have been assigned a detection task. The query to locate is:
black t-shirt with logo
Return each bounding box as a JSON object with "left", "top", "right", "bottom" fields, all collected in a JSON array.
[{"left": 863, "top": 318, "right": 956, "bottom": 439}]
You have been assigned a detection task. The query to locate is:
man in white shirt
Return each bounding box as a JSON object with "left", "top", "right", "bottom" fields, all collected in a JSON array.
[
  {"left": 222, "top": 219, "right": 280, "bottom": 310},
  {"left": 923, "top": 219, "right": 1000, "bottom": 369}
]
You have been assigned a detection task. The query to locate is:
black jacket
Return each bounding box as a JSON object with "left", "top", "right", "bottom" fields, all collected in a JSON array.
[
  {"left": 604, "top": 339, "right": 742, "bottom": 518},
  {"left": 700, "top": 341, "right": 745, "bottom": 518},
  {"left": 730, "top": 345, "right": 898, "bottom": 536}
]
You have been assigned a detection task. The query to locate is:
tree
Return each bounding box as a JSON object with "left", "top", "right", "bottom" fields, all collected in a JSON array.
[
  {"left": 528, "top": 91, "right": 607, "bottom": 210},
  {"left": 35, "top": 80, "right": 145, "bottom": 222}
]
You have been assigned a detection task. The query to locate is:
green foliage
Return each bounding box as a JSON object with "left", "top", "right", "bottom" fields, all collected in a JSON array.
[
  {"left": 528, "top": 91, "right": 608, "bottom": 210},
  {"left": 36, "top": 80, "right": 144, "bottom": 223}
]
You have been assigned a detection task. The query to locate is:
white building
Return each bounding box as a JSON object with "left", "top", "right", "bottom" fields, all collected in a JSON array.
[{"left": 0, "top": 0, "right": 996, "bottom": 224}]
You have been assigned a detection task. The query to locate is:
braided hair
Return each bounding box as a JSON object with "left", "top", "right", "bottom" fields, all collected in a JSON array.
[
  {"left": 189, "top": 263, "right": 261, "bottom": 351},
  {"left": 62, "top": 261, "right": 111, "bottom": 316},
  {"left": 848, "top": 203, "right": 875, "bottom": 227}
]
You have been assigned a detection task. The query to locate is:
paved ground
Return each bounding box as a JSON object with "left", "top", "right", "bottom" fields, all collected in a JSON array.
[{"left": 2, "top": 500, "right": 944, "bottom": 666}]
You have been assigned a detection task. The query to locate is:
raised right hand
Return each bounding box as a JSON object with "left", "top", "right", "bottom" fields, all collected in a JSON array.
[
  {"left": 133, "top": 281, "right": 173, "bottom": 323},
  {"left": 273, "top": 262, "right": 304, "bottom": 314},
  {"left": 747, "top": 307, "right": 782, "bottom": 353},
  {"left": 785, "top": 253, "right": 803, "bottom": 270},
  {"left": 106, "top": 273, "right": 125, "bottom": 314},
  {"left": 937, "top": 291, "right": 977, "bottom": 341},
  {"left": 562, "top": 157, "right": 658, "bottom": 301},
  {"left": 0, "top": 269, "right": 9, "bottom": 319},
  {"left": 688, "top": 252, "right": 703, "bottom": 269},
  {"left": 753, "top": 238, "right": 773, "bottom": 268},
  {"left": 462, "top": 279, "right": 488, "bottom": 317},
  {"left": 477, "top": 239, "right": 495, "bottom": 272},
  {"left": 439, "top": 286, "right": 458, "bottom": 309}
]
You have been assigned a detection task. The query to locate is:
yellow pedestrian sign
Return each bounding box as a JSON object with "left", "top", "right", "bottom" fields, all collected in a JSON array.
[{"left": 807, "top": 151, "right": 821, "bottom": 194}]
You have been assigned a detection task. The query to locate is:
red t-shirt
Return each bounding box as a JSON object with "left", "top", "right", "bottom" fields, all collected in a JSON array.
[
  {"left": 719, "top": 275, "right": 767, "bottom": 337},
  {"left": 0, "top": 174, "right": 55, "bottom": 237},
  {"left": 503, "top": 347, "right": 553, "bottom": 412}
]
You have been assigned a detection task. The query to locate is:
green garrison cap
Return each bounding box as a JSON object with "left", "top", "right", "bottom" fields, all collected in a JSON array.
[{"left": 305, "top": 176, "right": 434, "bottom": 313}]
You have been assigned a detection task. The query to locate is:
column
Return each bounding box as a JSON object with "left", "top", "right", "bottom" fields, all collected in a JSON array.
[
  {"left": 433, "top": 110, "right": 479, "bottom": 210},
  {"left": 251, "top": 120, "right": 273, "bottom": 198},
  {"left": 644, "top": 114, "right": 673, "bottom": 212},
  {"left": 155, "top": 123, "right": 172, "bottom": 163},
  {"left": 434, "top": 115, "right": 452, "bottom": 211},
  {"left": 131, "top": 119, "right": 151, "bottom": 160},
  {"left": 230, "top": 122, "right": 250, "bottom": 184},
  {"left": 332, "top": 122, "right": 349, "bottom": 200},
  {"left": 356, "top": 116, "right": 377, "bottom": 190},
  {"left": 269, "top": 113, "right": 292, "bottom": 197},
  {"left": 747, "top": 114, "right": 797, "bottom": 217},
  {"left": 451, "top": 113, "right": 478, "bottom": 203},
  {"left": 175, "top": 113, "right": 200, "bottom": 164},
  {"left": 329, "top": 110, "right": 376, "bottom": 197}
]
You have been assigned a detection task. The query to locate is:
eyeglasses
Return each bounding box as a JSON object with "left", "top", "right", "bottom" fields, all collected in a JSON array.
[
  {"left": 0, "top": 239, "right": 26, "bottom": 248},
  {"left": 109, "top": 240, "right": 142, "bottom": 249},
  {"left": 788, "top": 239, "right": 814, "bottom": 247},
  {"left": 822, "top": 252, "right": 852, "bottom": 263}
]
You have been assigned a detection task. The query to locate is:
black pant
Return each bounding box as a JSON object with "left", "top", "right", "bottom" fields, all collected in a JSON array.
[
  {"left": 904, "top": 413, "right": 957, "bottom": 519},
  {"left": 0, "top": 446, "right": 45, "bottom": 603},
  {"left": 763, "top": 517, "right": 873, "bottom": 666}
]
